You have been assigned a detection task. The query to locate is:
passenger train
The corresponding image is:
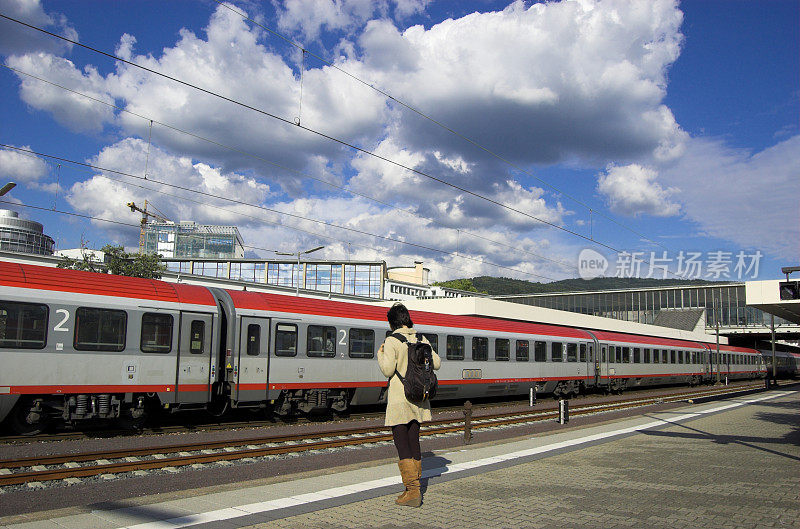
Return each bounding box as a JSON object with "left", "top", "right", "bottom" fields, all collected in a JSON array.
[{"left": 0, "top": 262, "right": 768, "bottom": 434}]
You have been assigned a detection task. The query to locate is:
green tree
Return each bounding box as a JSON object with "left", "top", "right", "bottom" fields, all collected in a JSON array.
[
  {"left": 58, "top": 245, "right": 165, "bottom": 279},
  {"left": 432, "top": 278, "right": 487, "bottom": 294}
]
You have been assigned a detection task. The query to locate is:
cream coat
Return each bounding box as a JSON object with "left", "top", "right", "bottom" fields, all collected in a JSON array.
[{"left": 378, "top": 326, "right": 442, "bottom": 427}]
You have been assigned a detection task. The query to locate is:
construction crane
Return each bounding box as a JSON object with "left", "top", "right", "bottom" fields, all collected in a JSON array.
[{"left": 127, "top": 200, "right": 171, "bottom": 254}]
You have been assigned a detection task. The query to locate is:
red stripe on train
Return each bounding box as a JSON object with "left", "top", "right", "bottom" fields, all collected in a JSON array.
[{"left": 3, "top": 384, "right": 211, "bottom": 394}]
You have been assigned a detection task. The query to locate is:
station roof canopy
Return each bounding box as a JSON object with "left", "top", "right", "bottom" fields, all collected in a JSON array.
[
  {"left": 745, "top": 280, "right": 800, "bottom": 325},
  {"left": 380, "top": 296, "right": 724, "bottom": 344}
]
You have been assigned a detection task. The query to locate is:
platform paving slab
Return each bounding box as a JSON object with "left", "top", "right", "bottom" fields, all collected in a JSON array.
[
  {"left": 245, "top": 390, "right": 798, "bottom": 529},
  {"left": 0, "top": 389, "right": 796, "bottom": 529}
]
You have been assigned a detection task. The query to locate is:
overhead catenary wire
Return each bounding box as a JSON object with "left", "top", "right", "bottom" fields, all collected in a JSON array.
[
  {"left": 0, "top": 196, "right": 515, "bottom": 283},
  {"left": 0, "top": 62, "right": 576, "bottom": 273},
  {"left": 0, "top": 199, "right": 281, "bottom": 256},
  {"left": 210, "top": 0, "right": 671, "bottom": 252},
  {"left": 0, "top": 144, "right": 560, "bottom": 281},
  {"left": 1, "top": 12, "right": 692, "bottom": 281},
  {"left": 0, "top": 13, "right": 634, "bottom": 257}
]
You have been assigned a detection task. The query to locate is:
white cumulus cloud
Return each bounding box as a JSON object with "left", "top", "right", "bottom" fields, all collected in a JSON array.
[
  {"left": 0, "top": 145, "right": 48, "bottom": 183},
  {"left": 0, "top": 0, "right": 77, "bottom": 57},
  {"left": 66, "top": 138, "right": 272, "bottom": 241},
  {"left": 352, "top": 0, "right": 688, "bottom": 165},
  {"left": 659, "top": 136, "right": 800, "bottom": 260},
  {"left": 597, "top": 163, "right": 680, "bottom": 217}
]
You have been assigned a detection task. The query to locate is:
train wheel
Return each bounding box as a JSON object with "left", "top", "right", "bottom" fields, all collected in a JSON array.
[{"left": 9, "top": 399, "right": 49, "bottom": 436}]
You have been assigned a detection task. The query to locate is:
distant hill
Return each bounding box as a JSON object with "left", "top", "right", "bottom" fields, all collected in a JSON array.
[{"left": 437, "top": 276, "right": 721, "bottom": 296}]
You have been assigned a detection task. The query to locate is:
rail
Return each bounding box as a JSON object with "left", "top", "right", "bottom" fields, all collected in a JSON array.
[{"left": 0, "top": 383, "right": 766, "bottom": 488}]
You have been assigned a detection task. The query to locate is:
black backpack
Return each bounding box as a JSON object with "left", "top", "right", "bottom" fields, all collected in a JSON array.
[{"left": 391, "top": 333, "right": 438, "bottom": 402}]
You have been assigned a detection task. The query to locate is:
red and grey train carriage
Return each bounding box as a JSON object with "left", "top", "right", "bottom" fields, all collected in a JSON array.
[
  {"left": 0, "top": 262, "right": 223, "bottom": 433},
  {"left": 0, "top": 262, "right": 766, "bottom": 434}
]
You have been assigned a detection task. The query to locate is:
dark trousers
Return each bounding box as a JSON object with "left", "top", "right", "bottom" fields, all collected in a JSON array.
[{"left": 392, "top": 420, "right": 421, "bottom": 460}]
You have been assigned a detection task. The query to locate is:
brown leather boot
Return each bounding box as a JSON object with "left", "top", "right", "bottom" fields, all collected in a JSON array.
[
  {"left": 395, "top": 460, "right": 408, "bottom": 503},
  {"left": 396, "top": 459, "right": 421, "bottom": 507}
]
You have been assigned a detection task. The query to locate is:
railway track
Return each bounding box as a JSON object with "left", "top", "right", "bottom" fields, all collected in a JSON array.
[
  {"left": 0, "top": 383, "right": 765, "bottom": 489},
  {"left": 0, "top": 380, "right": 761, "bottom": 445}
]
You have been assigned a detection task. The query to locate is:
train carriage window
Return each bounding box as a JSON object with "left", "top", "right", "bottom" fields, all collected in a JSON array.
[
  {"left": 551, "top": 342, "right": 563, "bottom": 362},
  {"left": 421, "top": 333, "right": 438, "bottom": 354},
  {"left": 0, "top": 301, "right": 48, "bottom": 349},
  {"left": 601, "top": 346, "right": 607, "bottom": 363},
  {"left": 495, "top": 339, "right": 510, "bottom": 361},
  {"left": 446, "top": 335, "right": 465, "bottom": 361},
  {"left": 588, "top": 344, "right": 594, "bottom": 362},
  {"left": 533, "top": 341, "right": 546, "bottom": 362},
  {"left": 307, "top": 325, "right": 336, "bottom": 358},
  {"left": 662, "top": 350, "right": 669, "bottom": 363},
  {"left": 622, "top": 347, "right": 630, "bottom": 363},
  {"left": 140, "top": 313, "right": 173, "bottom": 353},
  {"left": 349, "top": 328, "right": 375, "bottom": 358},
  {"left": 247, "top": 324, "right": 261, "bottom": 356},
  {"left": 670, "top": 350, "right": 676, "bottom": 364},
  {"left": 566, "top": 343, "right": 577, "bottom": 362},
  {"left": 643, "top": 348, "right": 651, "bottom": 363},
  {"left": 653, "top": 349, "right": 660, "bottom": 364},
  {"left": 633, "top": 348, "right": 641, "bottom": 363},
  {"left": 579, "top": 343, "right": 586, "bottom": 362},
  {"left": 472, "top": 337, "right": 488, "bottom": 361},
  {"left": 189, "top": 320, "right": 205, "bottom": 354},
  {"left": 516, "top": 340, "right": 529, "bottom": 362},
  {"left": 678, "top": 350, "right": 684, "bottom": 363},
  {"left": 275, "top": 324, "right": 297, "bottom": 357},
  {"left": 74, "top": 307, "right": 126, "bottom": 352},
  {"left": 612, "top": 345, "right": 620, "bottom": 363}
]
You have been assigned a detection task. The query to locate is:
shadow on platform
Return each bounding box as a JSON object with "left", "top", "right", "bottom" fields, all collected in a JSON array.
[
  {"left": 420, "top": 452, "right": 452, "bottom": 494},
  {"left": 639, "top": 406, "right": 800, "bottom": 462},
  {"left": 88, "top": 500, "right": 191, "bottom": 526}
]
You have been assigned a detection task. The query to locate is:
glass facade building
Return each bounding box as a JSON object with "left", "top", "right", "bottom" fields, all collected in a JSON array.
[
  {"left": 143, "top": 222, "right": 244, "bottom": 259},
  {"left": 164, "top": 259, "right": 385, "bottom": 299},
  {"left": 0, "top": 209, "right": 54, "bottom": 255},
  {"left": 497, "top": 284, "right": 792, "bottom": 330}
]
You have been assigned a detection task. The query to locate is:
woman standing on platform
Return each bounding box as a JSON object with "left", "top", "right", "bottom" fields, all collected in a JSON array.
[{"left": 378, "top": 303, "right": 441, "bottom": 507}]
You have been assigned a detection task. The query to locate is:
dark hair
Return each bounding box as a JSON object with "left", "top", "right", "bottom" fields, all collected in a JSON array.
[{"left": 387, "top": 302, "right": 413, "bottom": 331}]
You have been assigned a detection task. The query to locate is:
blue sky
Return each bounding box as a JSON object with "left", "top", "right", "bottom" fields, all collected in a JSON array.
[{"left": 0, "top": 0, "right": 797, "bottom": 283}]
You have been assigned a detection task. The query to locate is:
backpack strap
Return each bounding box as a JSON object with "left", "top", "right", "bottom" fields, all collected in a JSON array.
[
  {"left": 389, "top": 333, "right": 410, "bottom": 381},
  {"left": 391, "top": 332, "right": 408, "bottom": 343}
]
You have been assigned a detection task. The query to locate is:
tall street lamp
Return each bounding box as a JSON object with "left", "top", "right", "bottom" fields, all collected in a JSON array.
[
  {"left": 0, "top": 182, "right": 16, "bottom": 196},
  {"left": 276, "top": 245, "right": 324, "bottom": 295}
]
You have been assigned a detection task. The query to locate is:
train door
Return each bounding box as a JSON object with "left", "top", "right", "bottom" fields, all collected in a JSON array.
[
  {"left": 703, "top": 345, "right": 714, "bottom": 383},
  {"left": 584, "top": 331, "right": 602, "bottom": 389},
  {"left": 234, "top": 315, "right": 270, "bottom": 403},
  {"left": 176, "top": 312, "right": 214, "bottom": 403}
]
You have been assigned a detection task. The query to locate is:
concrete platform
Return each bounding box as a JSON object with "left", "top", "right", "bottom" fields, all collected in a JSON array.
[{"left": 1, "top": 388, "right": 797, "bottom": 529}]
